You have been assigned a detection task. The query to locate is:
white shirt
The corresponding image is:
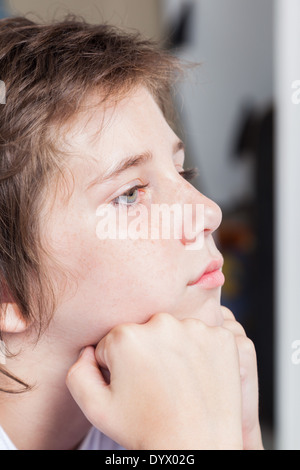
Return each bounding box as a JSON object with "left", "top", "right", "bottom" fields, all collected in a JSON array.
[{"left": 0, "top": 425, "right": 124, "bottom": 450}]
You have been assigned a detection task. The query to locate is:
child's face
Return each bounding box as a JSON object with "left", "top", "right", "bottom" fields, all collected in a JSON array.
[{"left": 43, "top": 87, "right": 224, "bottom": 350}]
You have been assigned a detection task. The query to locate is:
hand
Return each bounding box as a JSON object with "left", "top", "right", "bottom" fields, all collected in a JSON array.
[
  {"left": 221, "top": 306, "right": 264, "bottom": 450},
  {"left": 66, "top": 312, "right": 243, "bottom": 450}
]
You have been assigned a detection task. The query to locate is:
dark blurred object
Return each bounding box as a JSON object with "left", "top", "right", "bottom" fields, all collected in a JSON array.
[
  {"left": 220, "top": 104, "right": 274, "bottom": 427},
  {"left": 164, "top": 1, "right": 195, "bottom": 49},
  {"left": 219, "top": 205, "right": 256, "bottom": 329}
]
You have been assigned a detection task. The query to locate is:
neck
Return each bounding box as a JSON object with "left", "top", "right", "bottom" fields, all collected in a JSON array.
[{"left": 0, "top": 333, "right": 91, "bottom": 450}]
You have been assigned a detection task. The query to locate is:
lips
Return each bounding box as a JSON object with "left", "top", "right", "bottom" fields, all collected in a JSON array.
[{"left": 188, "top": 258, "right": 225, "bottom": 287}]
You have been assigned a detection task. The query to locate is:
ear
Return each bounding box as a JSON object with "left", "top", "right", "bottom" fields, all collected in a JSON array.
[
  {"left": 1, "top": 302, "right": 28, "bottom": 334},
  {"left": 0, "top": 282, "right": 28, "bottom": 334}
]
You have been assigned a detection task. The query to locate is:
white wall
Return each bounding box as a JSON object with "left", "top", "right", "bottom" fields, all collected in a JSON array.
[
  {"left": 6, "top": 0, "right": 161, "bottom": 39},
  {"left": 161, "top": 0, "right": 274, "bottom": 210},
  {"left": 274, "top": 0, "right": 300, "bottom": 450}
]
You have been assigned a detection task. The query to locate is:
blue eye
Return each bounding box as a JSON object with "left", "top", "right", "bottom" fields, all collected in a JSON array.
[
  {"left": 111, "top": 167, "right": 198, "bottom": 209},
  {"left": 112, "top": 184, "right": 149, "bottom": 207}
]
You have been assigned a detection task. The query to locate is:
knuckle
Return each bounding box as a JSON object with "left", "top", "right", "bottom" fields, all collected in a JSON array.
[
  {"left": 100, "top": 324, "right": 140, "bottom": 366},
  {"left": 215, "top": 325, "right": 236, "bottom": 347},
  {"left": 149, "top": 312, "right": 174, "bottom": 327},
  {"left": 107, "top": 323, "right": 138, "bottom": 350},
  {"left": 224, "top": 319, "right": 246, "bottom": 337},
  {"left": 182, "top": 317, "right": 206, "bottom": 334},
  {"left": 237, "top": 336, "right": 257, "bottom": 357},
  {"left": 221, "top": 306, "right": 236, "bottom": 320},
  {"left": 235, "top": 322, "right": 246, "bottom": 336},
  {"left": 182, "top": 317, "right": 201, "bottom": 327}
]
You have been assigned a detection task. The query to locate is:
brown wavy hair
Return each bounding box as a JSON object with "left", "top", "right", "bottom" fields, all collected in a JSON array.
[{"left": 0, "top": 14, "right": 182, "bottom": 392}]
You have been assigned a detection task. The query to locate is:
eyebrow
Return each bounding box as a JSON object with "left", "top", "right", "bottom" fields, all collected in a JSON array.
[{"left": 85, "top": 139, "right": 184, "bottom": 191}]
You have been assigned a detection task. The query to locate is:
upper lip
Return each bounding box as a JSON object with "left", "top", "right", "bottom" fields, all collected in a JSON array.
[{"left": 187, "top": 258, "right": 224, "bottom": 286}]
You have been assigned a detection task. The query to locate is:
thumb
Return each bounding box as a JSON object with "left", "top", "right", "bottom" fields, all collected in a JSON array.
[{"left": 66, "top": 346, "right": 111, "bottom": 427}]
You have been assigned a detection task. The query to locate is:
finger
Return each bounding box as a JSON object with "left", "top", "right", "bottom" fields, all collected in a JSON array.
[
  {"left": 221, "top": 319, "right": 253, "bottom": 381},
  {"left": 222, "top": 318, "right": 246, "bottom": 338},
  {"left": 235, "top": 336, "right": 258, "bottom": 381},
  {"left": 95, "top": 322, "right": 140, "bottom": 376},
  {"left": 221, "top": 306, "right": 236, "bottom": 321},
  {"left": 95, "top": 333, "right": 112, "bottom": 370},
  {"left": 66, "top": 346, "right": 111, "bottom": 425}
]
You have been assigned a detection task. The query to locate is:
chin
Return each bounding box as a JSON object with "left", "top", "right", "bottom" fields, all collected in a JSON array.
[{"left": 171, "top": 289, "right": 223, "bottom": 326}]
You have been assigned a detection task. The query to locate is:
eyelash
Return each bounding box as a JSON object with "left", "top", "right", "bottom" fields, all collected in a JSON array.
[{"left": 111, "top": 167, "right": 199, "bottom": 208}]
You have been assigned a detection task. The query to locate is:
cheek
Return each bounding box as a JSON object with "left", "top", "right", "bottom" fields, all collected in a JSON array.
[
  {"left": 82, "top": 237, "right": 181, "bottom": 308},
  {"left": 56, "top": 234, "right": 183, "bottom": 343}
]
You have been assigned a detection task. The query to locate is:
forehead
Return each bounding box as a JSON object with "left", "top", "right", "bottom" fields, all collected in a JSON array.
[
  {"left": 65, "top": 87, "right": 167, "bottom": 148},
  {"left": 46, "top": 86, "right": 177, "bottom": 206},
  {"left": 59, "top": 86, "right": 175, "bottom": 175}
]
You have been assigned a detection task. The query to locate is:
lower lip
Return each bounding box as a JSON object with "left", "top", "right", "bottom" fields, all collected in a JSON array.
[{"left": 189, "top": 269, "right": 225, "bottom": 289}]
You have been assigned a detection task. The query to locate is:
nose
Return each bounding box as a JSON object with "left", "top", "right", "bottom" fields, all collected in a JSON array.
[{"left": 179, "top": 185, "right": 222, "bottom": 248}]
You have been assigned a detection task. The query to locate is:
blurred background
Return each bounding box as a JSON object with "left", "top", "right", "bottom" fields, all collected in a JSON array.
[{"left": 1, "top": 0, "right": 300, "bottom": 450}]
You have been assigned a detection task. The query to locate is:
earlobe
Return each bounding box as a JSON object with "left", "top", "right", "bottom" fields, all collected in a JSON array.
[
  {"left": 1, "top": 281, "right": 28, "bottom": 333},
  {"left": 0, "top": 302, "right": 28, "bottom": 334}
]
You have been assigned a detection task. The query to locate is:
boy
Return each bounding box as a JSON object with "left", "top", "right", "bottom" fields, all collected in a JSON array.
[{"left": 0, "top": 15, "right": 263, "bottom": 450}]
